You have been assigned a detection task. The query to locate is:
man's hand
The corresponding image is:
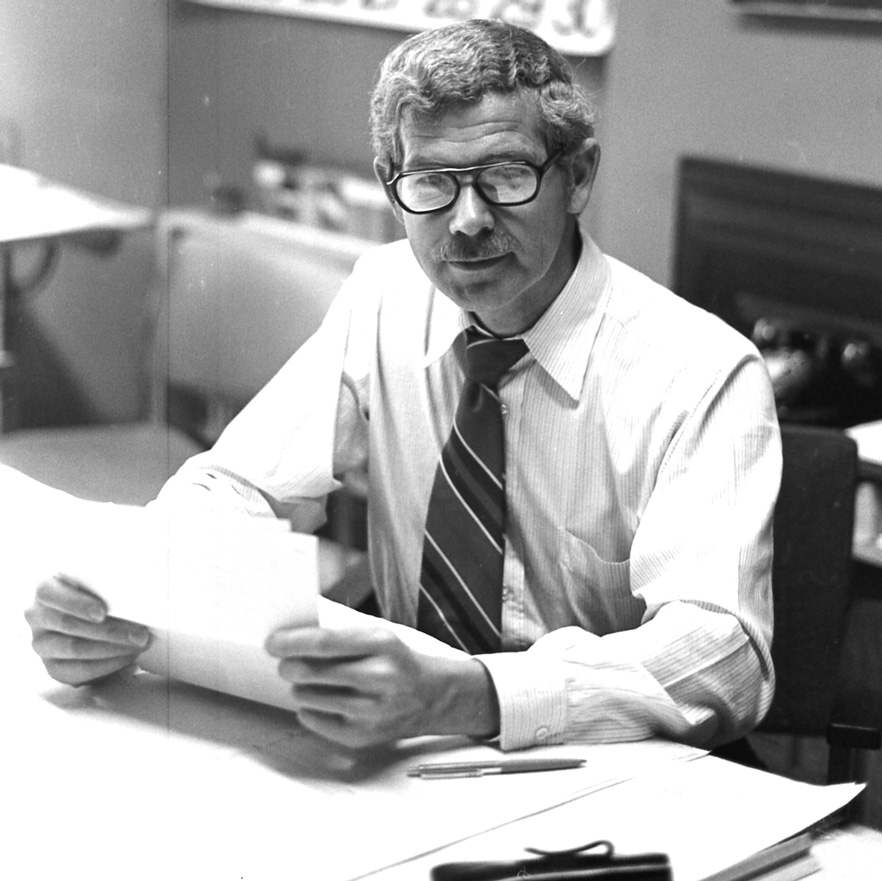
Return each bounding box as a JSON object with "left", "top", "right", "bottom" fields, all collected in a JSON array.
[
  {"left": 265, "top": 626, "right": 500, "bottom": 749},
  {"left": 24, "top": 575, "right": 152, "bottom": 686}
]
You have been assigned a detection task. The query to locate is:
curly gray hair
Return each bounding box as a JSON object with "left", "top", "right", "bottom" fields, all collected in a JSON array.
[{"left": 370, "top": 19, "right": 597, "bottom": 172}]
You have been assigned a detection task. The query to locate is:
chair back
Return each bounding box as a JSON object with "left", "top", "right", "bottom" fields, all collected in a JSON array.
[{"left": 758, "top": 423, "right": 858, "bottom": 736}]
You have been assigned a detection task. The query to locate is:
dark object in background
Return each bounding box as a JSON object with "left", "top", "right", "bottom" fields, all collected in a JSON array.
[{"left": 673, "top": 156, "right": 882, "bottom": 430}]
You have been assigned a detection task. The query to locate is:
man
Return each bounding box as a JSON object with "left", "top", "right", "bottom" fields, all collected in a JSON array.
[{"left": 25, "top": 20, "right": 780, "bottom": 753}]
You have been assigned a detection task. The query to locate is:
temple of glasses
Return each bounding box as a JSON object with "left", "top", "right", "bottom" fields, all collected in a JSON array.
[{"left": 386, "top": 150, "right": 563, "bottom": 215}]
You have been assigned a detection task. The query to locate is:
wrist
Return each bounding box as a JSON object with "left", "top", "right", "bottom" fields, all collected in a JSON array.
[{"left": 428, "top": 655, "right": 500, "bottom": 739}]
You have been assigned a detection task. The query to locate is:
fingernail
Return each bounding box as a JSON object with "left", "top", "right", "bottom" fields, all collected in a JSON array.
[
  {"left": 87, "top": 605, "right": 105, "bottom": 622},
  {"left": 128, "top": 628, "right": 150, "bottom": 647}
]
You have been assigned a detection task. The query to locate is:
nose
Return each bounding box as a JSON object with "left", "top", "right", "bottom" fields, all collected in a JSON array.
[{"left": 448, "top": 182, "right": 495, "bottom": 238}]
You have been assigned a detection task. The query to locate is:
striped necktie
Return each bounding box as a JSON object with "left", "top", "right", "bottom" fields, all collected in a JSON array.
[{"left": 417, "top": 327, "right": 528, "bottom": 653}]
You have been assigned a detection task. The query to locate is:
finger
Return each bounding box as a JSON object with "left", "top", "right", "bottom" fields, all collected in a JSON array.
[
  {"left": 295, "top": 706, "right": 389, "bottom": 750},
  {"left": 265, "top": 626, "right": 395, "bottom": 660},
  {"left": 43, "top": 656, "right": 139, "bottom": 688},
  {"left": 34, "top": 575, "right": 108, "bottom": 623},
  {"left": 277, "top": 656, "right": 388, "bottom": 693},
  {"left": 25, "top": 604, "right": 151, "bottom": 649},
  {"left": 32, "top": 630, "right": 149, "bottom": 661}
]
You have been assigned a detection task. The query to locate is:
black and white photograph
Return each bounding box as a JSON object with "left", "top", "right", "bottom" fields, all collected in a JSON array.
[{"left": 1, "top": 1, "right": 881, "bottom": 878}]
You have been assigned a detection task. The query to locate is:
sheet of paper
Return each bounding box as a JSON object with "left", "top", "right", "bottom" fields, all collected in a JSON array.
[
  {"left": 0, "top": 162, "right": 152, "bottom": 243},
  {"left": 5, "top": 654, "right": 707, "bottom": 881},
  {"left": 377, "top": 753, "right": 863, "bottom": 881},
  {"left": 47, "top": 501, "right": 319, "bottom": 710},
  {"left": 847, "top": 419, "right": 882, "bottom": 466}
]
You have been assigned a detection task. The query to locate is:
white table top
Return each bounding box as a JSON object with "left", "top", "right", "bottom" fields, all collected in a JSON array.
[{"left": 2, "top": 464, "right": 879, "bottom": 880}]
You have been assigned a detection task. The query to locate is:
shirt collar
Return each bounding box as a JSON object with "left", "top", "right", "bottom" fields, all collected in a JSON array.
[
  {"left": 423, "top": 226, "right": 611, "bottom": 401},
  {"left": 521, "top": 232, "right": 611, "bottom": 401}
]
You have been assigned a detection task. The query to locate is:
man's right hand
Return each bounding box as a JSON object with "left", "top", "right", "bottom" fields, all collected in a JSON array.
[{"left": 24, "top": 574, "right": 152, "bottom": 686}]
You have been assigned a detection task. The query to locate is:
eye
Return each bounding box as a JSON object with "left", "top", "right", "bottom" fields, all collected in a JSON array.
[
  {"left": 408, "top": 171, "right": 453, "bottom": 193},
  {"left": 478, "top": 164, "right": 536, "bottom": 200}
]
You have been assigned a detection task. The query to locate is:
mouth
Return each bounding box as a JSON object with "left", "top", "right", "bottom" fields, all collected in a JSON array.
[{"left": 447, "top": 253, "right": 508, "bottom": 270}]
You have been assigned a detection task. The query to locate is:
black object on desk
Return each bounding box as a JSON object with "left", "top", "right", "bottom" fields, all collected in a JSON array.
[{"left": 431, "top": 840, "right": 672, "bottom": 881}]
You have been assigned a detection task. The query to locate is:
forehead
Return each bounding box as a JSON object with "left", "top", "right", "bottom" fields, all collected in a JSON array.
[{"left": 399, "top": 91, "right": 545, "bottom": 169}]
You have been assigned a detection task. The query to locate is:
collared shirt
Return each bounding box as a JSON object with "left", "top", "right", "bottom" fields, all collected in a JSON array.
[{"left": 158, "top": 231, "right": 780, "bottom": 751}]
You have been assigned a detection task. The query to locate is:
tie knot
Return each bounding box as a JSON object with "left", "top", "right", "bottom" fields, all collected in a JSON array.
[{"left": 464, "top": 328, "right": 528, "bottom": 387}]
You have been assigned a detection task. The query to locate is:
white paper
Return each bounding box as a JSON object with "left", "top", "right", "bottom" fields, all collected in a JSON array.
[
  {"left": 377, "top": 754, "right": 864, "bottom": 881},
  {"left": 0, "top": 162, "right": 152, "bottom": 244},
  {"left": 847, "top": 419, "right": 882, "bottom": 467},
  {"left": 49, "top": 502, "right": 319, "bottom": 710}
]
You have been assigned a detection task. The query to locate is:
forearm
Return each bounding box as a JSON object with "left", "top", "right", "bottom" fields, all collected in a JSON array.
[
  {"left": 479, "top": 602, "right": 774, "bottom": 751},
  {"left": 153, "top": 459, "right": 327, "bottom": 532},
  {"left": 151, "top": 295, "right": 367, "bottom": 532}
]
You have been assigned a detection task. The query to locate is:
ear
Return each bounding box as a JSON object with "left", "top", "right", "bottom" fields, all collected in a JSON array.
[
  {"left": 566, "top": 138, "right": 600, "bottom": 215},
  {"left": 374, "top": 157, "right": 405, "bottom": 223}
]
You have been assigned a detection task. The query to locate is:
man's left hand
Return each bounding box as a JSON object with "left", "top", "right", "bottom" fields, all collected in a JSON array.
[{"left": 265, "top": 626, "right": 499, "bottom": 748}]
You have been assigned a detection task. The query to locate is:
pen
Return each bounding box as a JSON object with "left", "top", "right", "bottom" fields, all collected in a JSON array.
[{"left": 407, "top": 757, "right": 586, "bottom": 779}]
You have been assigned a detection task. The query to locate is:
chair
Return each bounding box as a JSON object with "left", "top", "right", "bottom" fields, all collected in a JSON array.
[
  {"left": 0, "top": 211, "right": 370, "bottom": 508},
  {"left": 742, "top": 424, "right": 880, "bottom": 806}
]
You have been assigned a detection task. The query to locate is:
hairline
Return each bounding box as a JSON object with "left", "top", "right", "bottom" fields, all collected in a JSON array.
[{"left": 394, "top": 90, "right": 551, "bottom": 171}]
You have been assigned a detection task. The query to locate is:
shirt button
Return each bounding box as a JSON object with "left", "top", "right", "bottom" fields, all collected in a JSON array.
[
  {"left": 500, "top": 404, "right": 508, "bottom": 416},
  {"left": 536, "top": 726, "right": 550, "bottom": 741}
]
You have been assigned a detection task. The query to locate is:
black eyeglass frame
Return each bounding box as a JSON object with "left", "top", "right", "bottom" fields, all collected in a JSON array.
[{"left": 385, "top": 149, "right": 565, "bottom": 215}]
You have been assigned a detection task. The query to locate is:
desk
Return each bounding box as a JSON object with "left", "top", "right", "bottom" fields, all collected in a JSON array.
[
  {"left": 3, "top": 666, "right": 877, "bottom": 880},
  {"left": 1, "top": 465, "right": 877, "bottom": 880},
  {"left": 382, "top": 808, "right": 882, "bottom": 881},
  {"left": 3, "top": 632, "right": 877, "bottom": 880}
]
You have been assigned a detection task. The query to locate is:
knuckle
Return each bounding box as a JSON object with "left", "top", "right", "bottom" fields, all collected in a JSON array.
[{"left": 365, "top": 627, "right": 397, "bottom": 652}]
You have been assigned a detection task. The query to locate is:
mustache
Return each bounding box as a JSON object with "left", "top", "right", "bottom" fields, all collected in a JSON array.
[{"left": 434, "top": 233, "right": 519, "bottom": 262}]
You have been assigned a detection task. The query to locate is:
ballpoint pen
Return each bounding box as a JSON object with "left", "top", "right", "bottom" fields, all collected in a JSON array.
[{"left": 407, "top": 757, "right": 586, "bottom": 779}]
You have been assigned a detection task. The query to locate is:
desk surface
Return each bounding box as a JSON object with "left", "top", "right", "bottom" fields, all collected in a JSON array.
[
  {"left": 385, "top": 815, "right": 882, "bottom": 881},
  {"left": 5, "top": 656, "right": 877, "bottom": 880},
  {"left": 3, "top": 597, "right": 876, "bottom": 880},
  {"left": 812, "top": 825, "right": 882, "bottom": 879},
  {"left": 2, "top": 465, "right": 879, "bottom": 880}
]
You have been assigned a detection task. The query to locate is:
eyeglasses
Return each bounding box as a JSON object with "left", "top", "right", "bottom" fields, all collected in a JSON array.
[{"left": 386, "top": 150, "right": 564, "bottom": 215}]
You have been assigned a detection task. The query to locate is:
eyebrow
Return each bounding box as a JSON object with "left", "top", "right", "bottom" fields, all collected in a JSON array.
[{"left": 403, "top": 151, "right": 539, "bottom": 171}]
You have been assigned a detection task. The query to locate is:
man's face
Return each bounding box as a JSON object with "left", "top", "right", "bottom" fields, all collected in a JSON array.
[{"left": 381, "top": 92, "right": 595, "bottom": 335}]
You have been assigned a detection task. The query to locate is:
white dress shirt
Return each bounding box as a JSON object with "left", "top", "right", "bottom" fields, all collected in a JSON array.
[{"left": 157, "top": 230, "right": 780, "bottom": 751}]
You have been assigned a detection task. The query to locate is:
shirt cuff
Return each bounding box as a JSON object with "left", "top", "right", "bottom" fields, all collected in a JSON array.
[{"left": 475, "top": 651, "right": 569, "bottom": 751}]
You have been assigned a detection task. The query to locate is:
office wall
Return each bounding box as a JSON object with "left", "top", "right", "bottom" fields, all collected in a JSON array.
[
  {"left": 6, "top": 1, "right": 880, "bottom": 423},
  {"left": 0, "top": 0, "right": 168, "bottom": 427},
  {"left": 593, "top": 0, "right": 882, "bottom": 288},
  {"left": 165, "top": 1, "right": 607, "bottom": 215},
  {"left": 167, "top": 1, "right": 882, "bottom": 289}
]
